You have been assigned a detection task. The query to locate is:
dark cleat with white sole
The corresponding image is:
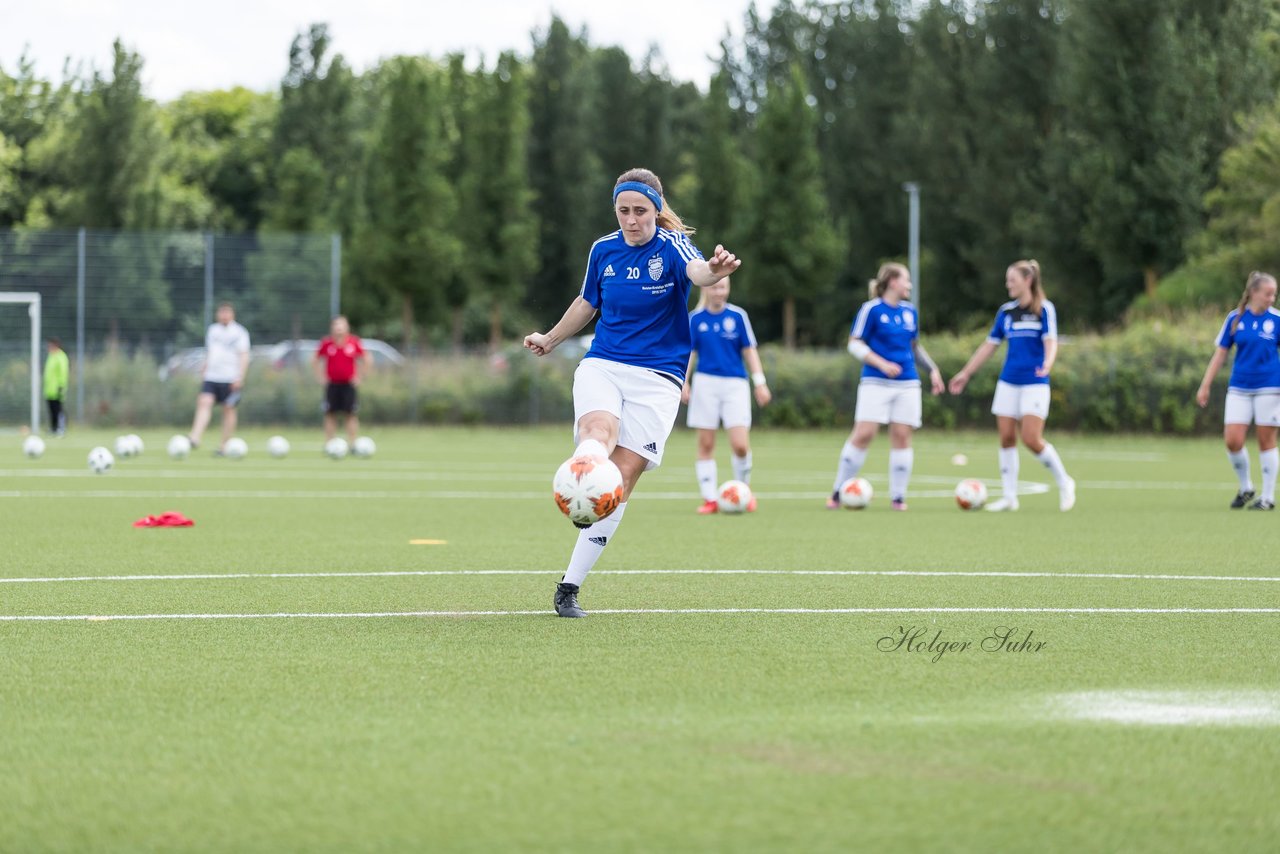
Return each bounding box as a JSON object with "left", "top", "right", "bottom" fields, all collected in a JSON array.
[{"left": 554, "top": 582, "right": 587, "bottom": 618}]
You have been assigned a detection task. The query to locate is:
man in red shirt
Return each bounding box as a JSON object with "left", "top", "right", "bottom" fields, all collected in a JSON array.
[{"left": 314, "top": 316, "right": 372, "bottom": 445}]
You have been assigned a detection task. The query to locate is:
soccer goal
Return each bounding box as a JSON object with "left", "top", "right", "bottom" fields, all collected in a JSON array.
[{"left": 0, "top": 292, "right": 42, "bottom": 432}]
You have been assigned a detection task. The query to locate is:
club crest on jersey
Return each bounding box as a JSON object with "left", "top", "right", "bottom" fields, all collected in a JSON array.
[
  {"left": 723, "top": 316, "right": 737, "bottom": 333},
  {"left": 903, "top": 311, "right": 915, "bottom": 331},
  {"left": 648, "top": 255, "right": 664, "bottom": 281},
  {"left": 1264, "top": 319, "right": 1276, "bottom": 337}
]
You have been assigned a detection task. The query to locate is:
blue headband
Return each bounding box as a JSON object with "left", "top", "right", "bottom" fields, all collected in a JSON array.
[{"left": 613, "top": 181, "right": 663, "bottom": 211}]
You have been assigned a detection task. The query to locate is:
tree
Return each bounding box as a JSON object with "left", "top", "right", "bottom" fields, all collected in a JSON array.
[
  {"left": 691, "top": 71, "right": 749, "bottom": 255},
  {"left": 526, "top": 17, "right": 606, "bottom": 327},
  {"left": 452, "top": 54, "right": 538, "bottom": 351},
  {"left": 747, "top": 64, "right": 842, "bottom": 349},
  {"left": 354, "top": 57, "right": 460, "bottom": 351}
]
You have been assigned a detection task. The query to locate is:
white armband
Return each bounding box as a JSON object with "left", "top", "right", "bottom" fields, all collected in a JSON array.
[
  {"left": 751, "top": 372, "right": 767, "bottom": 387},
  {"left": 847, "top": 339, "right": 871, "bottom": 362}
]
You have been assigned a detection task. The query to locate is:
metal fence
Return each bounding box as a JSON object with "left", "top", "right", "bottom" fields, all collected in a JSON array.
[{"left": 0, "top": 229, "right": 339, "bottom": 425}]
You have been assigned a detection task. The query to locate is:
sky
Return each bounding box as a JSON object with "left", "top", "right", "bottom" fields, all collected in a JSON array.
[{"left": 2, "top": 0, "right": 755, "bottom": 101}]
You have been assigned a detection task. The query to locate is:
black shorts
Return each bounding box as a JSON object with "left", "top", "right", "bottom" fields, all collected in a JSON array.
[
  {"left": 201, "top": 381, "right": 242, "bottom": 407},
  {"left": 324, "top": 382, "right": 358, "bottom": 414}
]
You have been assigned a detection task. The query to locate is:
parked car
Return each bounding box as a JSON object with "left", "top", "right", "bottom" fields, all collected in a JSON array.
[
  {"left": 267, "top": 338, "right": 405, "bottom": 369},
  {"left": 157, "top": 345, "right": 280, "bottom": 380}
]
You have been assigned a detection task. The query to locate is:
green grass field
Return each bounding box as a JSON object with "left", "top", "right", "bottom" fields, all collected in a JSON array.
[{"left": 2, "top": 425, "right": 1278, "bottom": 852}]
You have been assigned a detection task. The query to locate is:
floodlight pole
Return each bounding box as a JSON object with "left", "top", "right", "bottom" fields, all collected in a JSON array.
[{"left": 903, "top": 181, "right": 920, "bottom": 315}]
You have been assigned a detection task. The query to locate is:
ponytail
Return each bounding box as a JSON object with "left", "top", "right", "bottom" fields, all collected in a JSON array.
[
  {"left": 614, "top": 168, "right": 694, "bottom": 236},
  {"left": 868, "top": 262, "right": 909, "bottom": 301},
  {"left": 1231, "top": 271, "right": 1278, "bottom": 334},
  {"left": 1010, "top": 259, "right": 1045, "bottom": 316}
]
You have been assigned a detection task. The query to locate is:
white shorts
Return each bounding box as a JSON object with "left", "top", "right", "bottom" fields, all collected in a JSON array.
[
  {"left": 854, "top": 380, "right": 922, "bottom": 428},
  {"left": 1225, "top": 389, "right": 1280, "bottom": 426},
  {"left": 573, "top": 358, "right": 682, "bottom": 470},
  {"left": 991, "top": 381, "right": 1051, "bottom": 420},
  {"left": 686, "top": 373, "right": 752, "bottom": 430}
]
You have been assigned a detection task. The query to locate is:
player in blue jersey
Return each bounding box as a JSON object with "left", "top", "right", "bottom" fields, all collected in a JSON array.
[
  {"left": 949, "top": 260, "right": 1076, "bottom": 512},
  {"left": 681, "top": 277, "right": 772, "bottom": 514},
  {"left": 1196, "top": 271, "right": 1280, "bottom": 510},
  {"left": 828, "top": 262, "right": 945, "bottom": 511},
  {"left": 524, "top": 168, "right": 741, "bottom": 616}
]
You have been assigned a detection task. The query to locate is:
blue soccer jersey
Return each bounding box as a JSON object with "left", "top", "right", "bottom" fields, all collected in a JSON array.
[
  {"left": 1216, "top": 307, "right": 1280, "bottom": 392},
  {"left": 689, "top": 303, "right": 758, "bottom": 379},
  {"left": 987, "top": 299, "right": 1058, "bottom": 386},
  {"left": 850, "top": 298, "right": 919, "bottom": 383},
  {"left": 580, "top": 229, "right": 703, "bottom": 380}
]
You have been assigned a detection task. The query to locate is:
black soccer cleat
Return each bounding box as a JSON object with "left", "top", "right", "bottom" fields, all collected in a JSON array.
[
  {"left": 554, "top": 582, "right": 587, "bottom": 618},
  {"left": 1230, "top": 490, "right": 1256, "bottom": 509},
  {"left": 1247, "top": 498, "right": 1275, "bottom": 511}
]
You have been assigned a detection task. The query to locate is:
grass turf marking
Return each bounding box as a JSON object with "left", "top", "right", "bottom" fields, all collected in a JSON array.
[
  {"left": 3, "top": 607, "right": 1280, "bottom": 622},
  {"left": 3, "top": 568, "right": 1280, "bottom": 584}
]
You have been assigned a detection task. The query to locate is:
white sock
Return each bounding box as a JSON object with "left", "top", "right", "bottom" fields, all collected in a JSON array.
[
  {"left": 999, "top": 447, "right": 1019, "bottom": 501},
  {"left": 1037, "top": 443, "right": 1070, "bottom": 488},
  {"left": 1261, "top": 448, "right": 1278, "bottom": 503},
  {"left": 695, "top": 459, "right": 718, "bottom": 502},
  {"left": 732, "top": 451, "right": 753, "bottom": 484},
  {"left": 562, "top": 502, "right": 627, "bottom": 587},
  {"left": 574, "top": 438, "right": 608, "bottom": 459},
  {"left": 889, "top": 448, "right": 913, "bottom": 501},
  {"left": 1228, "top": 449, "right": 1253, "bottom": 493},
  {"left": 832, "top": 441, "right": 868, "bottom": 492}
]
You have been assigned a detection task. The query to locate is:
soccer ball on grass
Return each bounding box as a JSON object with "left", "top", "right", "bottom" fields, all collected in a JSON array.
[
  {"left": 955, "top": 478, "right": 989, "bottom": 510},
  {"left": 839, "top": 477, "right": 873, "bottom": 509}
]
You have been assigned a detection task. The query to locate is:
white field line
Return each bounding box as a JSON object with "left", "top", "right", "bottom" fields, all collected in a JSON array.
[
  {"left": 3, "top": 568, "right": 1280, "bottom": 585},
  {"left": 2, "top": 607, "right": 1278, "bottom": 623},
  {"left": 0, "top": 485, "right": 1056, "bottom": 500}
]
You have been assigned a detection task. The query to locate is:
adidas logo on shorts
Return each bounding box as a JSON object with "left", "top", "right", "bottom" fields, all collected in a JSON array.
[
  {"left": 644, "top": 442, "right": 658, "bottom": 453},
  {"left": 589, "top": 536, "right": 608, "bottom": 547}
]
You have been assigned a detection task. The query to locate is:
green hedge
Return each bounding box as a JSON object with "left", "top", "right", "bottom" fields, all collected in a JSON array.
[{"left": 0, "top": 317, "right": 1240, "bottom": 434}]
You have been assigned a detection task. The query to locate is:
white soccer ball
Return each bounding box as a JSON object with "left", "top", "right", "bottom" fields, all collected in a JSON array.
[
  {"left": 955, "top": 478, "right": 989, "bottom": 511},
  {"left": 114, "top": 435, "right": 137, "bottom": 458},
  {"left": 950, "top": 453, "right": 969, "bottom": 466},
  {"left": 223, "top": 437, "right": 249, "bottom": 460},
  {"left": 88, "top": 446, "right": 114, "bottom": 474},
  {"left": 552, "top": 454, "right": 624, "bottom": 527},
  {"left": 839, "top": 476, "right": 874, "bottom": 509},
  {"left": 324, "top": 437, "right": 349, "bottom": 459},
  {"left": 127, "top": 434, "right": 144, "bottom": 456},
  {"left": 167, "top": 434, "right": 192, "bottom": 460},
  {"left": 716, "top": 479, "right": 753, "bottom": 514},
  {"left": 22, "top": 435, "right": 45, "bottom": 458},
  {"left": 267, "top": 435, "right": 290, "bottom": 458},
  {"left": 352, "top": 436, "right": 376, "bottom": 458}
]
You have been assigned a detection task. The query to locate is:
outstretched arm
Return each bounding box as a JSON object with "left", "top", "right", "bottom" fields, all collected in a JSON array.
[
  {"left": 948, "top": 340, "right": 999, "bottom": 394},
  {"left": 524, "top": 297, "right": 598, "bottom": 357},
  {"left": 687, "top": 244, "right": 741, "bottom": 287}
]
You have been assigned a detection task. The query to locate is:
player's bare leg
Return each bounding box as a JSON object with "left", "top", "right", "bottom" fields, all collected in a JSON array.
[
  {"left": 1250, "top": 425, "right": 1277, "bottom": 510},
  {"left": 1022, "top": 415, "right": 1074, "bottom": 511},
  {"left": 323, "top": 413, "right": 337, "bottom": 442},
  {"left": 189, "top": 393, "right": 214, "bottom": 447},
  {"left": 221, "top": 405, "right": 238, "bottom": 450},
  {"left": 346, "top": 414, "right": 359, "bottom": 445}
]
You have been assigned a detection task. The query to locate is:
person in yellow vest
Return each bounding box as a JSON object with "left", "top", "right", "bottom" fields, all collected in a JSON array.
[{"left": 44, "top": 337, "right": 69, "bottom": 436}]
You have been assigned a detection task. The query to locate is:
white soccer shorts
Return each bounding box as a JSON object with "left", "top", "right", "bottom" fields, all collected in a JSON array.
[
  {"left": 686, "top": 373, "right": 752, "bottom": 430},
  {"left": 1225, "top": 389, "right": 1280, "bottom": 426},
  {"left": 991, "top": 381, "right": 1051, "bottom": 420},
  {"left": 854, "top": 380, "right": 922, "bottom": 428},
  {"left": 573, "top": 357, "right": 682, "bottom": 470}
]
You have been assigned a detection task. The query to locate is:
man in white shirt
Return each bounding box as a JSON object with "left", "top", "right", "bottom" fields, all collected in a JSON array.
[{"left": 189, "top": 302, "right": 250, "bottom": 453}]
